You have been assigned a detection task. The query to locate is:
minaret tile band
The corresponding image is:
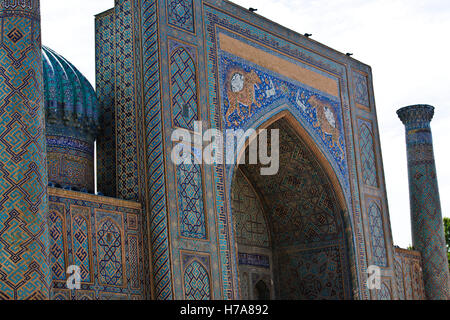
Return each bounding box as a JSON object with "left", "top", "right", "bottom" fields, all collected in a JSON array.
[
  {"left": 397, "top": 104, "right": 450, "bottom": 300},
  {"left": 0, "top": 0, "right": 51, "bottom": 299}
]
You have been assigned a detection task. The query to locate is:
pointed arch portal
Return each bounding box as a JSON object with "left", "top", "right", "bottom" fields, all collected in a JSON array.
[{"left": 231, "top": 115, "right": 354, "bottom": 300}]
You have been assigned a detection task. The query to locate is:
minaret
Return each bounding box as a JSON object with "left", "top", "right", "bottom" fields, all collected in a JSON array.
[
  {"left": 397, "top": 105, "right": 450, "bottom": 300},
  {"left": 0, "top": 1, "right": 50, "bottom": 299}
]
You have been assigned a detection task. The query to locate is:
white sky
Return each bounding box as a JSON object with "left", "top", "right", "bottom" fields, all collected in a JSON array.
[{"left": 41, "top": 0, "right": 450, "bottom": 248}]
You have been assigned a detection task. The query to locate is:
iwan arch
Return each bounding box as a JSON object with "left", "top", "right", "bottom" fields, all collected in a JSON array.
[{"left": 0, "top": 0, "right": 448, "bottom": 300}]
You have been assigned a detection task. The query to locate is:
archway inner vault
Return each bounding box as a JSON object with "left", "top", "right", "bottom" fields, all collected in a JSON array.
[{"left": 231, "top": 118, "right": 353, "bottom": 300}]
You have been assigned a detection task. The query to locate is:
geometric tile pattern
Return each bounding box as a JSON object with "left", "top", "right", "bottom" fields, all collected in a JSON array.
[
  {"left": 377, "top": 282, "right": 391, "bottom": 300},
  {"left": 177, "top": 163, "right": 206, "bottom": 240},
  {"left": 358, "top": 119, "right": 378, "bottom": 188},
  {"left": 46, "top": 135, "right": 95, "bottom": 193},
  {"left": 169, "top": 40, "right": 199, "bottom": 131},
  {"left": 243, "top": 120, "right": 344, "bottom": 247},
  {"left": 128, "top": 235, "right": 140, "bottom": 289},
  {"left": 97, "top": 218, "right": 123, "bottom": 286},
  {"left": 140, "top": 0, "right": 173, "bottom": 300},
  {"left": 48, "top": 203, "right": 67, "bottom": 282},
  {"left": 184, "top": 261, "right": 210, "bottom": 300},
  {"left": 182, "top": 253, "right": 211, "bottom": 300},
  {"left": 72, "top": 209, "right": 92, "bottom": 283},
  {"left": 397, "top": 105, "right": 450, "bottom": 300},
  {"left": 95, "top": 9, "right": 117, "bottom": 198},
  {"left": 167, "top": 0, "right": 195, "bottom": 33},
  {"left": 115, "top": 0, "right": 139, "bottom": 201},
  {"left": 48, "top": 188, "right": 143, "bottom": 300},
  {"left": 231, "top": 169, "right": 269, "bottom": 248},
  {"left": 352, "top": 71, "right": 370, "bottom": 109},
  {"left": 367, "top": 199, "right": 387, "bottom": 267},
  {"left": 0, "top": 3, "right": 51, "bottom": 299},
  {"left": 277, "top": 246, "right": 345, "bottom": 300},
  {"left": 394, "top": 248, "right": 425, "bottom": 300}
]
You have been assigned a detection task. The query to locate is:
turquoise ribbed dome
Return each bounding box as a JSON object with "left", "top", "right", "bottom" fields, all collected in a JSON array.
[
  {"left": 42, "top": 46, "right": 99, "bottom": 133},
  {"left": 42, "top": 46, "right": 99, "bottom": 193}
]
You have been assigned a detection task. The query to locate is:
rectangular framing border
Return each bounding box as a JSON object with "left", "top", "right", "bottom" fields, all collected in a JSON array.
[
  {"left": 49, "top": 201, "right": 69, "bottom": 284},
  {"left": 167, "top": 36, "right": 202, "bottom": 133},
  {"left": 127, "top": 233, "right": 141, "bottom": 290},
  {"left": 363, "top": 195, "right": 390, "bottom": 270},
  {"left": 351, "top": 68, "right": 371, "bottom": 112},
  {"left": 171, "top": 140, "right": 210, "bottom": 242},
  {"left": 180, "top": 250, "right": 213, "bottom": 300},
  {"left": 357, "top": 116, "right": 381, "bottom": 190},
  {"left": 165, "top": 0, "right": 197, "bottom": 35},
  {"left": 94, "top": 208, "right": 127, "bottom": 289},
  {"left": 69, "top": 204, "right": 95, "bottom": 286}
]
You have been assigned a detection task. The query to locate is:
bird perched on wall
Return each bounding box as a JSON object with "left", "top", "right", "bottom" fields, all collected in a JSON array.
[
  {"left": 304, "top": 33, "right": 312, "bottom": 38},
  {"left": 346, "top": 53, "right": 353, "bottom": 57},
  {"left": 249, "top": 8, "right": 257, "bottom": 12}
]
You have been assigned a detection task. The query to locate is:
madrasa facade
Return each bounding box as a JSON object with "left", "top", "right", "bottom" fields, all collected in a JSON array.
[{"left": 0, "top": 0, "right": 448, "bottom": 300}]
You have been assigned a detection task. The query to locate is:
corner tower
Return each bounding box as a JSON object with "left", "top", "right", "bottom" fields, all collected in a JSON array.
[
  {"left": 0, "top": 0, "right": 51, "bottom": 299},
  {"left": 397, "top": 105, "right": 450, "bottom": 300}
]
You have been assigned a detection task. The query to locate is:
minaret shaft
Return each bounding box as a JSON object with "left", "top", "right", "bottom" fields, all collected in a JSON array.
[
  {"left": 397, "top": 104, "right": 449, "bottom": 300},
  {"left": 0, "top": 0, "right": 50, "bottom": 300}
]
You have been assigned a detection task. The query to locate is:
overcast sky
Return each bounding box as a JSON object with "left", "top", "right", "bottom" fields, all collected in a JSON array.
[{"left": 40, "top": 0, "right": 450, "bottom": 248}]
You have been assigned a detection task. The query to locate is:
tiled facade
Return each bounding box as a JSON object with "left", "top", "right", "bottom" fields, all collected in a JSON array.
[
  {"left": 49, "top": 188, "right": 144, "bottom": 300},
  {"left": 0, "top": 0, "right": 445, "bottom": 300}
]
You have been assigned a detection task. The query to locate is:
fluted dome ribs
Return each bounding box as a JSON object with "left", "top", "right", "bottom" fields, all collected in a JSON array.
[{"left": 42, "top": 46, "right": 99, "bottom": 134}]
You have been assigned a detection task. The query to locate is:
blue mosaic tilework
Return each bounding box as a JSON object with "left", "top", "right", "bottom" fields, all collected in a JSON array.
[
  {"left": 96, "top": 10, "right": 117, "bottom": 198},
  {"left": 231, "top": 169, "right": 270, "bottom": 248},
  {"left": 97, "top": 217, "right": 124, "bottom": 286},
  {"left": 48, "top": 189, "right": 144, "bottom": 300},
  {"left": 277, "top": 246, "right": 346, "bottom": 300},
  {"left": 167, "top": 0, "right": 195, "bottom": 33},
  {"left": 177, "top": 162, "right": 207, "bottom": 239},
  {"left": 0, "top": 2, "right": 51, "bottom": 300},
  {"left": 42, "top": 46, "right": 99, "bottom": 132},
  {"left": 219, "top": 53, "right": 347, "bottom": 179},
  {"left": 239, "top": 120, "right": 353, "bottom": 299},
  {"left": 71, "top": 206, "right": 92, "bottom": 283},
  {"left": 115, "top": 0, "right": 139, "bottom": 201},
  {"left": 352, "top": 70, "right": 370, "bottom": 108},
  {"left": 169, "top": 39, "right": 199, "bottom": 131},
  {"left": 49, "top": 202, "right": 67, "bottom": 282},
  {"left": 358, "top": 119, "right": 378, "bottom": 187},
  {"left": 367, "top": 199, "right": 387, "bottom": 267},
  {"left": 140, "top": 0, "right": 173, "bottom": 300},
  {"left": 182, "top": 253, "right": 211, "bottom": 300}
]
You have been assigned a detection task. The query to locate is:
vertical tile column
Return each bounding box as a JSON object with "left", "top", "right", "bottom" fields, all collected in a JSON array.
[
  {"left": 397, "top": 105, "right": 449, "bottom": 300},
  {"left": 0, "top": 0, "right": 50, "bottom": 299}
]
